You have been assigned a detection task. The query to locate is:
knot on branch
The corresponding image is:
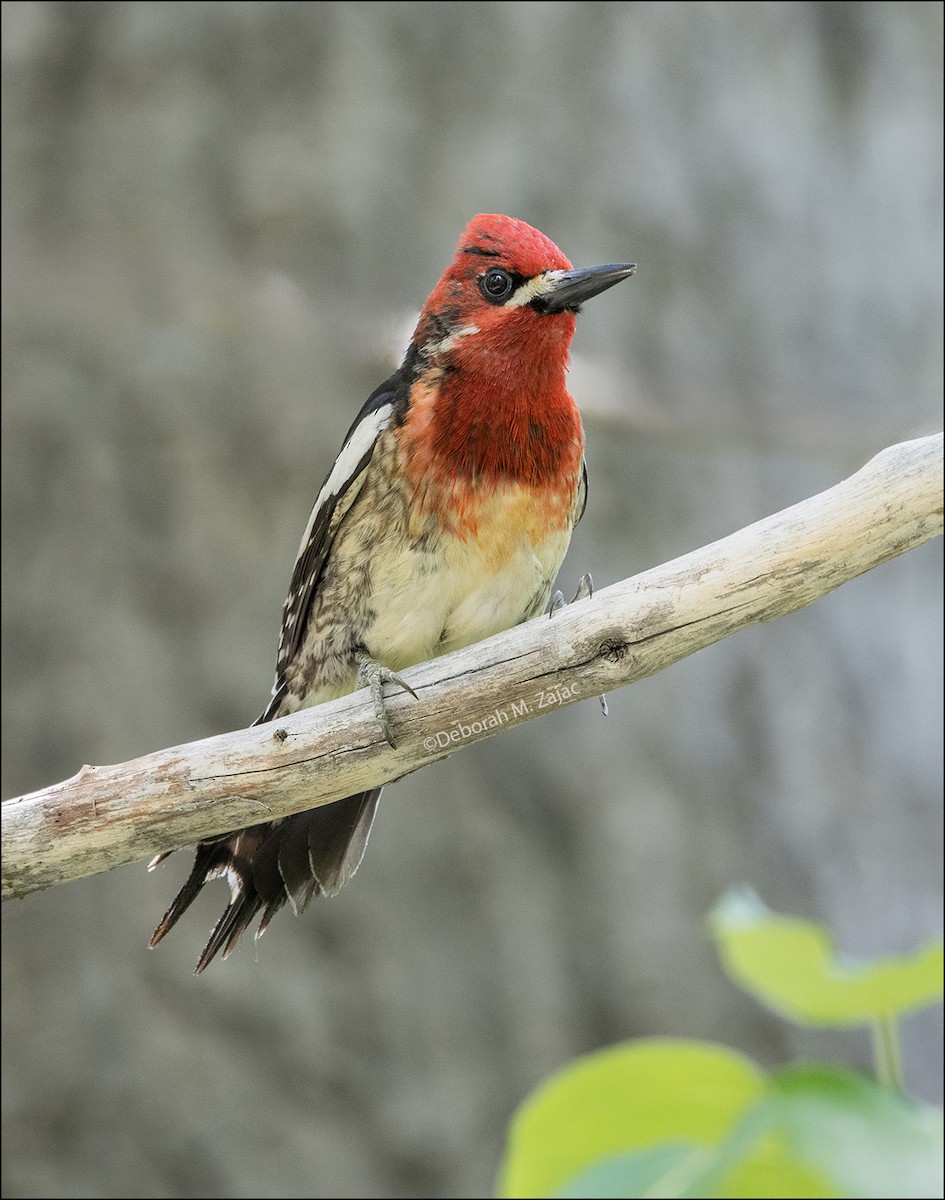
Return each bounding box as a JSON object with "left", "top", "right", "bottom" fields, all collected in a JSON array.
[{"left": 598, "top": 637, "right": 630, "bottom": 663}]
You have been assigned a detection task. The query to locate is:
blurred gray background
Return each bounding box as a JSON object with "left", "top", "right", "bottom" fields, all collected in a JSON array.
[{"left": 2, "top": 2, "right": 942, "bottom": 1197}]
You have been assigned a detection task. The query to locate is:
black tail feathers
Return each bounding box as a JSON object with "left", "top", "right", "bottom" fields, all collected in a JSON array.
[{"left": 149, "top": 790, "right": 381, "bottom": 973}]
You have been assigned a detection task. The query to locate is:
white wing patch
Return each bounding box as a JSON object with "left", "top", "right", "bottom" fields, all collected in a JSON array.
[{"left": 293, "top": 402, "right": 394, "bottom": 561}]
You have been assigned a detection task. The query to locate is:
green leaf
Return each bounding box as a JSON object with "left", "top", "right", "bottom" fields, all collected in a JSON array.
[
  {"left": 708, "top": 888, "right": 944, "bottom": 1026},
  {"left": 551, "top": 1144, "right": 701, "bottom": 1198},
  {"left": 715, "top": 1130, "right": 839, "bottom": 1198},
  {"left": 497, "top": 1039, "right": 765, "bottom": 1198},
  {"left": 768, "top": 1065, "right": 944, "bottom": 1199}
]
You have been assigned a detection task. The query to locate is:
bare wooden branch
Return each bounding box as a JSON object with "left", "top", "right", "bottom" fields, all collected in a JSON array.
[{"left": 3, "top": 433, "right": 942, "bottom": 900}]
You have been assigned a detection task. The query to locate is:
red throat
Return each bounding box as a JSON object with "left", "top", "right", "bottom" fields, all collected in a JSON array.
[{"left": 403, "top": 307, "right": 584, "bottom": 506}]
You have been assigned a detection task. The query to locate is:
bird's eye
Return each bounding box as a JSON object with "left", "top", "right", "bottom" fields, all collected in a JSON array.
[{"left": 479, "top": 268, "right": 514, "bottom": 303}]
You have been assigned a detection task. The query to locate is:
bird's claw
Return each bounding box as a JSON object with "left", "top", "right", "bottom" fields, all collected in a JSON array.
[
  {"left": 548, "top": 572, "right": 609, "bottom": 716},
  {"left": 571, "top": 571, "right": 594, "bottom": 604},
  {"left": 548, "top": 571, "right": 594, "bottom": 616},
  {"left": 357, "top": 653, "right": 418, "bottom": 748}
]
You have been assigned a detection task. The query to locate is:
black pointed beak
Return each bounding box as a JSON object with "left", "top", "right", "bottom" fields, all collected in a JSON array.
[{"left": 541, "top": 262, "right": 636, "bottom": 313}]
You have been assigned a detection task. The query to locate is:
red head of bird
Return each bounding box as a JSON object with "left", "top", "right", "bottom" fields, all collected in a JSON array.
[{"left": 403, "top": 213, "right": 635, "bottom": 491}]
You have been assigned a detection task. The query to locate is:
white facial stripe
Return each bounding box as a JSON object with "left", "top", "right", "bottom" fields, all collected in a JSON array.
[
  {"left": 506, "top": 270, "right": 562, "bottom": 309},
  {"left": 294, "top": 403, "right": 393, "bottom": 559},
  {"left": 426, "top": 322, "right": 480, "bottom": 355}
]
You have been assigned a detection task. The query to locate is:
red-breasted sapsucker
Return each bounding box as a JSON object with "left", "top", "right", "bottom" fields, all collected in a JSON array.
[{"left": 149, "top": 214, "right": 635, "bottom": 972}]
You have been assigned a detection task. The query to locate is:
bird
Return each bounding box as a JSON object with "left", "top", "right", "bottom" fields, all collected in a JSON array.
[{"left": 148, "top": 213, "right": 635, "bottom": 972}]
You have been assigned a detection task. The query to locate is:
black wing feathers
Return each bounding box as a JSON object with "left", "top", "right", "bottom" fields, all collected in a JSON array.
[{"left": 262, "top": 362, "right": 417, "bottom": 720}]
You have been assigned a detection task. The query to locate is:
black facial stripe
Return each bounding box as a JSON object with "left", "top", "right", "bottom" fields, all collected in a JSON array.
[
  {"left": 462, "top": 245, "right": 501, "bottom": 258},
  {"left": 531, "top": 295, "right": 582, "bottom": 315},
  {"left": 427, "top": 307, "right": 460, "bottom": 340}
]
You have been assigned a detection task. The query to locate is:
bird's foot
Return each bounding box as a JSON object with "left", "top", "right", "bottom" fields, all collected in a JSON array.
[
  {"left": 549, "top": 570, "right": 595, "bottom": 615},
  {"left": 548, "top": 572, "right": 608, "bottom": 716},
  {"left": 357, "top": 652, "right": 418, "bottom": 748}
]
